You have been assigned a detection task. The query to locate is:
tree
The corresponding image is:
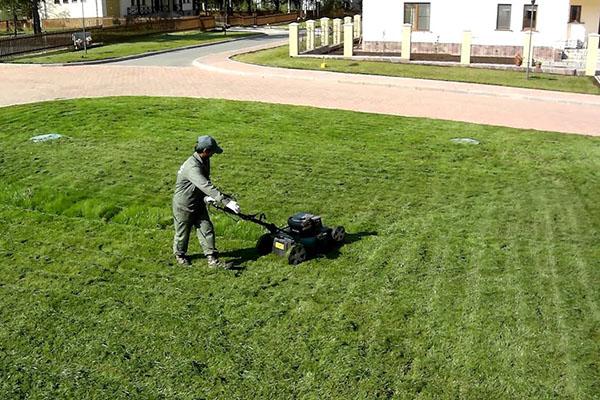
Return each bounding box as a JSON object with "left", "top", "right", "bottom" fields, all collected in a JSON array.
[
  {"left": 29, "top": 0, "right": 41, "bottom": 34},
  {"left": 0, "top": 0, "right": 24, "bottom": 35},
  {"left": 0, "top": 0, "right": 42, "bottom": 34}
]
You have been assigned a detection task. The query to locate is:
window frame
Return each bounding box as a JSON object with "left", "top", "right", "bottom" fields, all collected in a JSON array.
[
  {"left": 404, "top": 2, "right": 431, "bottom": 32},
  {"left": 569, "top": 5, "right": 582, "bottom": 23},
  {"left": 496, "top": 4, "right": 512, "bottom": 31},
  {"left": 522, "top": 4, "right": 538, "bottom": 31}
]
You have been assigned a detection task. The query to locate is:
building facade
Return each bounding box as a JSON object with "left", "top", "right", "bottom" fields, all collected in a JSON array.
[
  {"left": 362, "top": 0, "right": 600, "bottom": 60},
  {"left": 41, "top": 0, "right": 212, "bottom": 21}
]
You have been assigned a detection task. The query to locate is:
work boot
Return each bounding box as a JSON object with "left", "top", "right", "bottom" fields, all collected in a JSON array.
[
  {"left": 175, "top": 254, "right": 191, "bottom": 266},
  {"left": 207, "top": 254, "right": 232, "bottom": 269}
]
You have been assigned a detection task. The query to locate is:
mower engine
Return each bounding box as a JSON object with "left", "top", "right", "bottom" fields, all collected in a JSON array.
[{"left": 257, "top": 212, "right": 346, "bottom": 265}]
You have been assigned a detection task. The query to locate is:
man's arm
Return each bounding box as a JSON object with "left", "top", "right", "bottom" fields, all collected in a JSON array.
[{"left": 186, "top": 168, "right": 230, "bottom": 205}]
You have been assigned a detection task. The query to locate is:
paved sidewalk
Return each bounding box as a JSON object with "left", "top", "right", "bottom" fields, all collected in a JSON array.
[{"left": 1, "top": 40, "right": 599, "bottom": 136}]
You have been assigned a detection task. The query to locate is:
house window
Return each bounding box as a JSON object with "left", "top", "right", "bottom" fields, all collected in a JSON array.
[
  {"left": 404, "top": 3, "right": 431, "bottom": 31},
  {"left": 496, "top": 4, "right": 511, "bottom": 30},
  {"left": 62, "top": 0, "right": 68, "bottom": 3},
  {"left": 54, "top": 0, "right": 59, "bottom": 3},
  {"left": 569, "top": 5, "right": 582, "bottom": 23},
  {"left": 522, "top": 4, "right": 538, "bottom": 30}
]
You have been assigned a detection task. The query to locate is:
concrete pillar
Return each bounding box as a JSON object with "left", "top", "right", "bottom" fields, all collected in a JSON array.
[
  {"left": 306, "top": 20, "right": 315, "bottom": 51},
  {"left": 585, "top": 34, "right": 599, "bottom": 76},
  {"left": 333, "top": 18, "right": 342, "bottom": 45},
  {"left": 344, "top": 16, "right": 352, "bottom": 24},
  {"left": 461, "top": 31, "right": 472, "bottom": 65},
  {"left": 289, "top": 22, "right": 299, "bottom": 56},
  {"left": 401, "top": 23, "right": 412, "bottom": 61},
  {"left": 353, "top": 14, "right": 361, "bottom": 39},
  {"left": 523, "top": 32, "right": 534, "bottom": 68},
  {"left": 344, "top": 22, "right": 353, "bottom": 58},
  {"left": 320, "top": 17, "right": 330, "bottom": 46}
]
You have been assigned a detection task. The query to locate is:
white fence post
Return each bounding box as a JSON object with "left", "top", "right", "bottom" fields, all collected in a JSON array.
[
  {"left": 333, "top": 18, "right": 342, "bottom": 45},
  {"left": 353, "top": 14, "right": 361, "bottom": 39},
  {"left": 289, "top": 22, "right": 299, "bottom": 56},
  {"left": 401, "top": 24, "right": 412, "bottom": 61},
  {"left": 461, "top": 31, "right": 472, "bottom": 65},
  {"left": 344, "top": 22, "right": 353, "bottom": 58},
  {"left": 585, "top": 34, "right": 599, "bottom": 76},
  {"left": 320, "top": 17, "right": 330, "bottom": 46},
  {"left": 306, "top": 20, "right": 315, "bottom": 51}
]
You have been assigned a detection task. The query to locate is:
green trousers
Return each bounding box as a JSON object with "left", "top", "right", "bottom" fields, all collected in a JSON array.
[{"left": 172, "top": 206, "right": 216, "bottom": 256}]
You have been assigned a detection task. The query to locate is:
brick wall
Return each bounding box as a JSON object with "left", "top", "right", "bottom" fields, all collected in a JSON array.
[{"left": 362, "top": 41, "right": 562, "bottom": 62}]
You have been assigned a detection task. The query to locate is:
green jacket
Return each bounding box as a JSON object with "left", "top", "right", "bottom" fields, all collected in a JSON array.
[{"left": 173, "top": 153, "right": 229, "bottom": 213}]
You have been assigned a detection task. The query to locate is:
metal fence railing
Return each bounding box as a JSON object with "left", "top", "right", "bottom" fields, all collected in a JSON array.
[
  {"left": 0, "top": 13, "right": 298, "bottom": 59},
  {"left": 0, "top": 16, "right": 215, "bottom": 59},
  {"left": 217, "top": 12, "right": 299, "bottom": 28},
  {"left": 0, "top": 30, "right": 79, "bottom": 58},
  {"left": 298, "top": 22, "right": 341, "bottom": 54}
]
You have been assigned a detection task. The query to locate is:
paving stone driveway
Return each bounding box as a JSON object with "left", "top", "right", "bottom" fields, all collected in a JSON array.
[{"left": 2, "top": 40, "right": 599, "bottom": 136}]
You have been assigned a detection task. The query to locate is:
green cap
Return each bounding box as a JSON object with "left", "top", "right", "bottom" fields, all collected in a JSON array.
[{"left": 196, "top": 135, "right": 223, "bottom": 154}]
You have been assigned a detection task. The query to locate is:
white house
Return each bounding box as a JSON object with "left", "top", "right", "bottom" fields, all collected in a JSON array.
[
  {"left": 41, "top": 0, "right": 107, "bottom": 22},
  {"left": 39, "top": 0, "right": 359, "bottom": 22},
  {"left": 41, "top": 0, "right": 215, "bottom": 21},
  {"left": 362, "top": 0, "right": 600, "bottom": 61}
]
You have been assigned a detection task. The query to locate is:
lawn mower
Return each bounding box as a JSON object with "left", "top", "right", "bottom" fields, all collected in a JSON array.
[{"left": 206, "top": 199, "right": 345, "bottom": 265}]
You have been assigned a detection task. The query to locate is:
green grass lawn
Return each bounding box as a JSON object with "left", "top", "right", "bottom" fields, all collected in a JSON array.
[
  {"left": 9, "top": 30, "right": 258, "bottom": 64},
  {"left": 0, "top": 97, "right": 599, "bottom": 398},
  {"left": 234, "top": 45, "right": 600, "bottom": 95}
]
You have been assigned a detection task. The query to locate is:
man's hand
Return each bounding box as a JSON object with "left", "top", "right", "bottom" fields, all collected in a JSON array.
[
  {"left": 225, "top": 200, "right": 241, "bottom": 214},
  {"left": 204, "top": 196, "right": 216, "bottom": 205}
]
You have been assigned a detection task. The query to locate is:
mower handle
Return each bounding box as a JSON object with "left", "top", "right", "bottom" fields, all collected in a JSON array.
[{"left": 207, "top": 202, "right": 281, "bottom": 234}]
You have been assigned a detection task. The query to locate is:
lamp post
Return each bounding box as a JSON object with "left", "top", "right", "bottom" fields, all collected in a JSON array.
[
  {"left": 81, "top": 0, "right": 87, "bottom": 56},
  {"left": 95, "top": 0, "right": 99, "bottom": 27},
  {"left": 526, "top": 0, "right": 536, "bottom": 80},
  {"left": 222, "top": 0, "right": 229, "bottom": 35}
]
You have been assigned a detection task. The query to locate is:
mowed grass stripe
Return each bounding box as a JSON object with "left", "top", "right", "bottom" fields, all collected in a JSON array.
[
  {"left": 500, "top": 201, "right": 527, "bottom": 395},
  {"left": 564, "top": 200, "right": 600, "bottom": 324},
  {"left": 511, "top": 189, "right": 565, "bottom": 396},
  {"left": 540, "top": 193, "right": 580, "bottom": 397},
  {"left": 541, "top": 192, "right": 599, "bottom": 397},
  {"left": 451, "top": 199, "right": 493, "bottom": 397}
]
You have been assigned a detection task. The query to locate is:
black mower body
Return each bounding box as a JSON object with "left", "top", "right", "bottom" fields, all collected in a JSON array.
[
  {"left": 256, "top": 212, "right": 345, "bottom": 265},
  {"left": 207, "top": 201, "right": 345, "bottom": 265}
]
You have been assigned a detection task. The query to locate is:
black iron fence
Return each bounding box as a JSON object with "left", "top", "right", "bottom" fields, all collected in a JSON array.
[
  {"left": 0, "top": 16, "right": 215, "bottom": 59},
  {"left": 0, "top": 29, "right": 80, "bottom": 58},
  {"left": 0, "top": 12, "right": 301, "bottom": 59}
]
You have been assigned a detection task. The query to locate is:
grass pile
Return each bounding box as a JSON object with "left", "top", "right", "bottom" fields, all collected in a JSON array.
[
  {"left": 8, "top": 30, "right": 257, "bottom": 64},
  {"left": 234, "top": 45, "right": 600, "bottom": 95},
  {"left": 0, "top": 97, "right": 598, "bottom": 398}
]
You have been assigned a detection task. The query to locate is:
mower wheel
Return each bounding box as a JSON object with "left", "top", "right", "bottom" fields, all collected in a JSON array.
[
  {"left": 256, "top": 234, "right": 274, "bottom": 256},
  {"left": 287, "top": 244, "right": 307, "bottom": 265},
  {"left": 330, "top": 226, "right": 346, "bottom": 243}
]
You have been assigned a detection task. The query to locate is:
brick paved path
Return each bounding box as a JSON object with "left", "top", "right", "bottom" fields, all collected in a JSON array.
[{"left": 2, "top": 40, "right": 599, "bottom": 136}]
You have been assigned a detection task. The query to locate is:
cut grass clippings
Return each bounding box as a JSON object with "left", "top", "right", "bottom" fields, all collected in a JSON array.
[
  {"left": 8, "top": 30, "right": 258, "bottom": 64},
  {"left": 0, "top": 97, "right": 599, "bottom": 398},
  {"left": 234, "top": 45, "right": 600, "bottom": 95}
]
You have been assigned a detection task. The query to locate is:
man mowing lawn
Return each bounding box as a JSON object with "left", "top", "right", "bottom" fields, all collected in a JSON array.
[{"left": 172, "top": 135, "right": 240, "bottom": 268}]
